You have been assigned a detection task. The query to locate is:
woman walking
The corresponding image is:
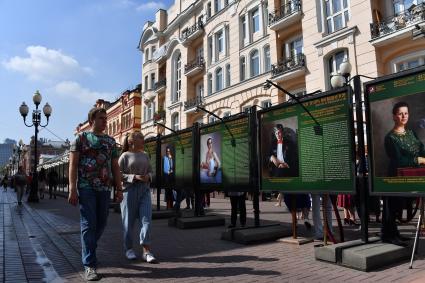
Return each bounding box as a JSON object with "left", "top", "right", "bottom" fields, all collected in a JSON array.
[{"left": 119, "top": 132, "right": 157, "bottom": 263}]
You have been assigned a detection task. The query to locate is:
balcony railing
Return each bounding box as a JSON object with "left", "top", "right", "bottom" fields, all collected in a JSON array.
[
  {"left": 268, "top": 0, "right": 301, "bottom": 27},
  {"left": 184, "top": 57, "right": 205, "bottom": 75},
  {"left": 153, "top": 111, "right": 166, "bottom": 122},
  {"left": 181, "top": 22, "right": 204, "bottom": 41},
  {"left": 370, "top": 4, "right": 425, "bottom": 39},
  {"left": 271, "top": 53, "right": 305, "bottom": 78},
  {"left": 184, "top": 95, "right": 204, "bottom": 111},
  {"left": 153, "top": 78, "right": 166, "bottom": 91}
]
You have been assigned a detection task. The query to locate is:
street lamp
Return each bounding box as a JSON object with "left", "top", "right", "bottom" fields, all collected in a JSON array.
[{"left": 19, "top": 90, "right": 53, "bottom": 202}]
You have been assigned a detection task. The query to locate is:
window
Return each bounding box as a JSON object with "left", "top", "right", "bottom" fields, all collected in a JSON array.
[
  {"left": 208, "top": 73, "right": 213, "bottom": 95},
  {"left": 241, "top": 16, "right": 247, "bottom": 43},
  {"left": 207, "top": 2, "right": 212, "bottom": 18},
  {"left": 223, "top": 111, "right": 231, "bottom": 118},
  {"left": 225, "top": 64, "right": 231, "bottom": 87},
  {"left": 325, "top": 0, "right": 350, "bottom": 33},
  {"left": 217, "top": 30, "right": 224, "bottom": 53},
  {"left": 150, "top": 73, "right": 155, "bottom": 90},
  {"left": 152, "top": 46, "right": 156, "bottom": 57},
  {"left": 214, "top": 0, "right": 221, "bottom": 13},
  {"left": 215, "top": 67, "right": 223, "bottom": 92},
  {"left": 393, "top": 51, "right": 425, "bottom": 73},
  {"left": 208, "top": 116, "right": 217, "bottom": 123},
  {"left": 394, "top": 0, "right": 424, "bottom": 14},
  {"left": 289, "top": 38, "right": 303, "bottom": 58},
  {"left": 261, "top": 100, "right": 272, "bottom": 109},
  {"left": 251, "top": 8, "right": 260, "bottom": 33},
  {"left": 250, "top": 49, "right": 260, "bottom": 77},
  {"left": 172, "top": 53, "right": 182, "bottom": 102},
  {"left": 208, "top": 36, "right": 213, "bottom": 64},
  {"left": 243, "top": 106, "right": 251, "bottom": 113},
  {"left": 196, "top": 82, "right": 204, "bottom": 97},
  {"left": 144, "top": 76, "right": 148, "bottom": 91},
  {"left": 145, "top": 49, "right": 149, "bottom": 62},
  {"left": 264, "top": 45, "right": 271, "bottom": 72},
  {"left": 171, "top": 113, "right": 179, "bottom": 130},
  {"left": 240, "top": 57, "right": 246, "bottom": 81}
]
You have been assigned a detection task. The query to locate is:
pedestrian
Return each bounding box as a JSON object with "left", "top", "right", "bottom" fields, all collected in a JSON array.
[
  {"left": 337, "top": 194, "right": 358, "bottom": 225},
  {"left": 1, "top": 174, "right": 8, "bottom": 192},
  {"left": 47, "top": 170, "right": 59, "bottom": 199},
  {"left": 227, "top": 191, "right": 246, "bottom": 228},
  {"left": 26, "top": 173, "right": 32, "bottom": 194},
  {"left": 119, "top": 131, "right": 157, "bottom": 263},
  {"left": 68, "top": 107, "right": 123, "bottom": 281},
  {"left": 38, "top": 168, "right": 46, "bottom": 199},
  {"left": 311, "top": 194, "right": 333, "bottom": 241},
  {"left": 12, "top": 166, "right": 27, "bottom": 205},
  {"left": 274, "top": 192, "right": 283, "bottom": 207}
]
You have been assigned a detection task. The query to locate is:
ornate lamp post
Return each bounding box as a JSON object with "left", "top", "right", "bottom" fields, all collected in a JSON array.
[{"left": 19, "top": 90, "right": 52, "bottom": 202}]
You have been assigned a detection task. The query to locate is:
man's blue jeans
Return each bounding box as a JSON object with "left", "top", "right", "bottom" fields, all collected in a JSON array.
[{"left": 79, "top": 189, "right": 110, "bottom": 268}]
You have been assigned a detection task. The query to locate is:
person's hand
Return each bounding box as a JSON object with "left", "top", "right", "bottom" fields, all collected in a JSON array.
[
  {"left": 115, "top": 190, "right": 123, "bottom": 203},
  {"left": 68, "top": 189, "right": 78, "bottom": 206},
  {"left": 278, "top": 162, "right": 289, "bottom": 169}
]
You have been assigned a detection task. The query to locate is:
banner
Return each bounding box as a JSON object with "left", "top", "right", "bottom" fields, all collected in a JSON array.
[
  {"left": 199, "top": 116, "right": 251, "bottom": 191},
  {"left": 260, "top": 90, "right": 355, "bottom": 193},
  {"left": 366, "top": 68, "right": 425, "bottom": 195},
  {"left": 144, "top": 138, "right": 157, "bottom": 187},
  {"left": 160, "top": 129, "right": 193, "bottom": 189}
]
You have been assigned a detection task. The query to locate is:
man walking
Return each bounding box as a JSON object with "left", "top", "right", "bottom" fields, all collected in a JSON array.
[
  {"left": 13, "top": 167, "right": 27, "bottom": 205},
  {"left": 47, "top": 170, "right": 59, "bottom": 199},
  {"left": 68, "top": 107, "right": 123, "bottom": 281}
]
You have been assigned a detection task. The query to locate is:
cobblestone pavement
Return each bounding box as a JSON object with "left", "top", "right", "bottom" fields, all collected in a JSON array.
[{"left": 2, "top": 188, "right": 425, "bottom": 283}]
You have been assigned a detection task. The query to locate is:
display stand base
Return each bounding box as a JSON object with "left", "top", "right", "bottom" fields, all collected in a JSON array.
[
  {"left": 168, "top": 214, "right": 225, "bottom": 229},
  {"left": 221, "top": 224, "right": 291, "bottom": 245},
  {"left": 152, "top": 209, "right": 176, "bottom": 219},
  {"left": 315, "top": 237, "right": 411, "bottom": 271},
  {"left": 278, "top": 236, "right": 313, "bottom": 245}
]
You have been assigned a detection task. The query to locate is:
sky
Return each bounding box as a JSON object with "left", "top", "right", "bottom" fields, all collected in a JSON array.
[{"left": 0, "top": 0, "right": 173, "bottom": 145}]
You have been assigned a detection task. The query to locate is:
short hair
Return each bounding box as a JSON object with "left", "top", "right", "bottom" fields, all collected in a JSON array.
[
  {"left": 392, "top": 101, "right": 409, "bottom": 115},
  {"left": 88, "top": 107, "right": 107, "bottom": 124}
]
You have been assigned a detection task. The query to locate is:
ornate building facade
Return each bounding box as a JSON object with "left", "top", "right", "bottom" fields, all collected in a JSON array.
[
  {"left": 75, "top": 85, "right": 142, "bottom": 145},
  {"left": 138, "top": 0, "right": 425, "bottom": 137}
]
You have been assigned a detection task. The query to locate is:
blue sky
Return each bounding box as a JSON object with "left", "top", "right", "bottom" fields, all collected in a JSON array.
[{"left": 0, "top": 0, "right": 173, "bottom": 144}]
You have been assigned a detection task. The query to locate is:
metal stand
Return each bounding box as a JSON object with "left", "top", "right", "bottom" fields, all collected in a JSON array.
[{"left": 409, "top": 197, "right": 424, "bottom": 269}]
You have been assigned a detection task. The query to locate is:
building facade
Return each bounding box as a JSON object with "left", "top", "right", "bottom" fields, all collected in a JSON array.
[
  {"left": 75, "top": 85, "right": 142, "bottom": 145},
  {"left": 138, "top": 0, "right": 425, "bottom": 137}
]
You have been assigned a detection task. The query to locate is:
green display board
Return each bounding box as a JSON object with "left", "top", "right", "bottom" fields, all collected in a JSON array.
[
  {"left": 366, "top": 68, "right": 425, "bottom": 195},
  {"left": 144, "top": 138, "right": 157, "bottom": 187},
  {"left": 199, "top": 116, "right": 251, "bottom": 191},
  {"left": 161, "top": 129, "right": 193, "bottom": 189},
  {"left": 260, "top": 90, "right": 355, "bottom": 193}
]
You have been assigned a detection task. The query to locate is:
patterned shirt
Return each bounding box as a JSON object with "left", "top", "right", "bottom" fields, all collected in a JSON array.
[{"left": 70, "top": 132, "right": 119, "bottom": 191}]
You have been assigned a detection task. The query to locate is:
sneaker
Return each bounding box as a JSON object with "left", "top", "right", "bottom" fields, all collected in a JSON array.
[
  {"left": 143, "top": 252, "right": 157, "bottom": 263},
  {"left": 125, "top": 249, "right": 137, "bottom": 260},
  {"left": 84, "top": 267, "right": 99, "bottom": 281}
]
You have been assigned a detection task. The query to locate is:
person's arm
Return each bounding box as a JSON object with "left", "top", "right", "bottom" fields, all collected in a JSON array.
[
  {"left": 119, "top": 154, "right": 136, "bottom": 184},
  {"left": 112, "top": 157, "right": 123, "bottom": 202},
  {"left": 213, "top": 152, "right": 221, "bottom": 168},
  {"left": 68, "top": 151, "right": 79, "bottom": 206}
]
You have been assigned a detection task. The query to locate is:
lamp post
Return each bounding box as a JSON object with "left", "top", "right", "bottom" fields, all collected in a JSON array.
[
  {"left": 329, "top": 59, "right": 376, "bottom": 243},
  {"left": 19, "top": 90, "right": 52, "bottom": 202}
]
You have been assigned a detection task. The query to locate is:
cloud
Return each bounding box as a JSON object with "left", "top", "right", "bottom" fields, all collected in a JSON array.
[
  {"left": 51, "top": 81, "right": 115, "bottom": 104},
  {"left": 136, "top": 1, "right": 166, "bottom": 11},
  {"left": 2, "top": 46, "right": 92, "bottom": 83}
]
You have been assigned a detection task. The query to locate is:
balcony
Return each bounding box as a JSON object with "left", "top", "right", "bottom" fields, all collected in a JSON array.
[
  {"left": 153, "top": 110, "right": 166, "bottom": 123},
  {"left": 268, "top": 1, "right": 302, "bottom": 31},
  {"left": 181, "top": 22, "right": 204, "bottom": 46},
  {"left": 184, "top": 57, "right": 205, "bottom": 77},
  {"left": 370, "top": 4, "right": 425, "bottom": 46},
  {"left": 143, "top": 89, "right": 156, "bottom": 102},
  {"left": 154, "top": 78, "right": 166, "bottom": 93},
  {"left": 184, "top": 95, "right": 204, "bottom": 113},
  {"left": 270, "top": 53, "right": 306, "bottom": 82}
]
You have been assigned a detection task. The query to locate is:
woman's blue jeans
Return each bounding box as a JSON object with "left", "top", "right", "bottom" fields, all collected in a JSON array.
[
  {"left": 121, "top": 183, "right": 152, "bottom": 251},
  {"left": 79, "top": 189, "right": 110, "bottom": 268}
]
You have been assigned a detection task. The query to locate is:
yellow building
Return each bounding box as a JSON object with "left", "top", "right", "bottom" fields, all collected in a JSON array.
[
  {"left": 75, "top": 85, "right": 142, "bottom": 145},
  {"left": 138, "top": 0, "right": 425, "bottom": 137}
]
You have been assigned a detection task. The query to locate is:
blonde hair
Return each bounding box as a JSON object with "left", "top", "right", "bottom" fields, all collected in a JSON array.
[{"left": 122, "top": 131, "right": 144, "bottom": 154}]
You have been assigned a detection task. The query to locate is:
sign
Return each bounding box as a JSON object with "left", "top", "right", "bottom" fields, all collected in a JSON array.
[
  {"left": 199, "top": 116, "right": 251, "bottom": 191},
  {"left": 161, "top": 129, "right": 193, "bottom": 189},
  {"left": 260, "top": 90, "right": 355, "bottom": 193},
  {"left": 365, "top": 68, "right": 425, "bottom": 195}
]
